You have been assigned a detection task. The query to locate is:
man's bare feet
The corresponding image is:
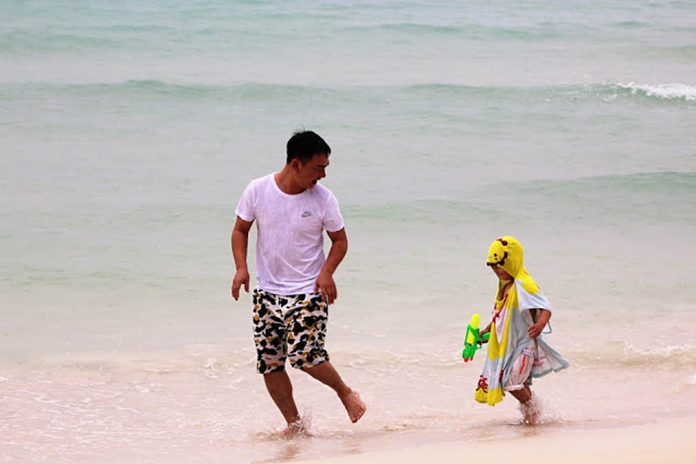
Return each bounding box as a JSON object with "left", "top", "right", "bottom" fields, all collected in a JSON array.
[
  {"left": 338, "top": 389, "right": 366, "bottom": 423},
  {"left": 279, "top": 418, "right": 310, "bottom": 438}
]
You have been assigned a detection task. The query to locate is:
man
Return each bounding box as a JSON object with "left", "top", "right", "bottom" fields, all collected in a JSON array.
[{"left": 231, "top": 130, "right": 366, "bottom": 435}]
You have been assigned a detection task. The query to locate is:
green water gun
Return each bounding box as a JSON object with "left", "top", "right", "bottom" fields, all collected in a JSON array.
[{"left": 462, "top": 313, "right": 490, "bottom": 363}]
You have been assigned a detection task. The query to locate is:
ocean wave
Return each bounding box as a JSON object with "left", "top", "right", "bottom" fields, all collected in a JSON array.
[
  {"left": 347, "top": 171, "right": 696, "bottom": 222},
  {"left": 1, "top": 80, "right": 346, "bottom": 102},
  {"left": 384, "top": 82, "right": 696, "bottom": 108},
  {"left": 97, "top": 80, "right": 323, "bottom": 99},
  {"left": 566, "top": 341, "right": 696, "bottom": 370},
  {"left": 4, "top": 80, "right": 695, "bottom": 109},
  {"left": 0, "top": 20, "right": 566, "bottom": 55},
  {"left": 0, "top": 31, "right": 124, "bottom": 53},
  {"left": 355, "top": 22, "right": 463, "bottom": 35},
  {"left": 344, "top": 21, "right": 571, "bottom": 41},
  {"left": 342, "top": 342, "right": 696, "bottom": 372},
  {"left": 615, "top": 82, "right": 696, "bottom": 102},
  {"left": 2, "top": 80, "right": 486, "bottom": 101},
  {"left": 613, "top": 20, "right": 650, "bottom": 29},
  {"left": 480, "top": 171, "right": 696, "bottom": 222},
  {"left": 399, "top": 82, "right": 696, "bottom": 104},
  {"left": 6, "top": 340, "right": 696, "bottom": 378},
  {"left": 503, "top": 171, "right": 696, "bottom": 195}
]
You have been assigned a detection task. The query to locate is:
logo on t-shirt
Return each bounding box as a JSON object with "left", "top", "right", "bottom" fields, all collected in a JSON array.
[{"left": 301, "top": 211, "right": 313, "bottom": 218}]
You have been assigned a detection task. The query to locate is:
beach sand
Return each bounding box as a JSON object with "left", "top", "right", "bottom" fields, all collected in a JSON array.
[{"left": 292, "top": 416, "right": 696, "bottom": 464}]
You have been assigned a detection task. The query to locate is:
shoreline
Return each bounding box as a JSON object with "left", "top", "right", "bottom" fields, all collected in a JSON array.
[{"left": 291, "top": 415, "right": 696, "bottom": 464}]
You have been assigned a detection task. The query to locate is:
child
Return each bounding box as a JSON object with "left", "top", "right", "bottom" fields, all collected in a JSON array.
[{"left": 475, "top": 236, "right": 569, "bottom": 424}]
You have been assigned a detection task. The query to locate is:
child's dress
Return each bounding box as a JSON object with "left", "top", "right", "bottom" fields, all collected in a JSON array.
[{"left": 475, "top": 236, "right": 570, "bottom": 406}]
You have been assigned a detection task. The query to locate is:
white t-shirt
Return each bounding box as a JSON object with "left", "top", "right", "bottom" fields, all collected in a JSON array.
[{"left": 235, "top": 173, "right": 345, "bottom": 296}]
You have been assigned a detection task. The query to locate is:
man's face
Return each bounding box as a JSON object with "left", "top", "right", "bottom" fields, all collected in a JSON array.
[{"left": 293, "top": 153, "right": 330, "bottom": 189}]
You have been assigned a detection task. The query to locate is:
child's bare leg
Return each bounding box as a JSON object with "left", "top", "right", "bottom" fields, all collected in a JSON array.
[
  {"left": 509, "top": 386, "right": 532, "bottom": 403},
  {"left": 510, "top": 385, "right": 540, "bottom": 425}
]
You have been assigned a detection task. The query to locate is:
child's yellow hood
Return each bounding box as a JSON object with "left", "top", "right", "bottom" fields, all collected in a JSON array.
[{"left": 486, "top": 236, "right": 539, "bottom": 294}]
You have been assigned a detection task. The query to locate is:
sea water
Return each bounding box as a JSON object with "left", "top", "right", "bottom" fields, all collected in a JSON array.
[{"left": 1, "top": 1, "right": 695, "bottom": 462}]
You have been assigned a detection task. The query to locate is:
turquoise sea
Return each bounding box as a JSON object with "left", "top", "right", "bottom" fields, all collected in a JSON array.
[{"left": 1, "top": 1, "right": 695, "bottom": 462}]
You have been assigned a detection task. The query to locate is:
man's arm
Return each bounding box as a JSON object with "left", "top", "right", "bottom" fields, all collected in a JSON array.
[
  {"left": 314, "top": 228, "right": 348, "bottom": 305},
  {"left": 231, "top": 216, "right": 253, "bottom": 301}
]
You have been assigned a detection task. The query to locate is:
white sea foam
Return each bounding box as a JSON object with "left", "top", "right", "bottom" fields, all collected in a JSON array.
[
  {"left": 621, "top": 343, "right": 696, "bottom": 358},
  {"left": 617, "top": 82, "right": 696, "bottom": 101},
  {"left": 204, "top": 357, "right": 220, "bottom": 379}
]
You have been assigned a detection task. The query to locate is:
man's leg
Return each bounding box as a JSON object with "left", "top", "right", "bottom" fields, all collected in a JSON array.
[
  {"left": 253, "top": 289, "right": 302, "bottom": 433},
  {"left": 303, "top": 361, "right": 366, "bottom": 423},
  {"left": 263, "top": 369, "right": 301, "bottom": 427},
  {"left": 287, "top": 295, "right": 366, "bottom": 423}
]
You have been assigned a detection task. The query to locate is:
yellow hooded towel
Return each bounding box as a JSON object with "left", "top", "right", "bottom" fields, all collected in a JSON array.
[{"left": 474, "top": 236, "right": 569, "bottom": 406}]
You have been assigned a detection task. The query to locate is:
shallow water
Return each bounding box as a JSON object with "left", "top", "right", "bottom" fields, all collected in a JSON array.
[{"left": 3, "top": 345, "right": 696, "bottom": 463}]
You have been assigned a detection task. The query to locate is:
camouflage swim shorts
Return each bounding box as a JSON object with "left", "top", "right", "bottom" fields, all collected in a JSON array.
[{"left": 252, "top": 288, "right": 329, "bottom": 374}]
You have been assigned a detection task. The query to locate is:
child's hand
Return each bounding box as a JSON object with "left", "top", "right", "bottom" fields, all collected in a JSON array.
[
  {"left": 479, "top": 326, "right": 491, "bottom": 343},
  {"left": 527, "top": 322, "right": 545, "bottom": 339}
]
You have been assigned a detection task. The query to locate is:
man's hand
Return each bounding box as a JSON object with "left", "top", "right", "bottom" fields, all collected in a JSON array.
[
  {"left": 230, "top": 216, "right": 253, "bottom": 301},
  {"left": 232, "top": 268, "right": 250, "bottom": 301},
  {"left": 314, "top": 270, "right": 337, "bottom": 305}
]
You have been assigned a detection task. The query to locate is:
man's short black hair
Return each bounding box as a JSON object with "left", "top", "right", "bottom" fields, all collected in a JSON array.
[{"left": 286, "top": 130, "right": 331, "bottom": 164}]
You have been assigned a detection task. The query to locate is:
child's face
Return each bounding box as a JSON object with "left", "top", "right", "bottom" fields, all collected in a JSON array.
[{"left": 490, "top": 265, "right": 513, "bottom": 281}]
